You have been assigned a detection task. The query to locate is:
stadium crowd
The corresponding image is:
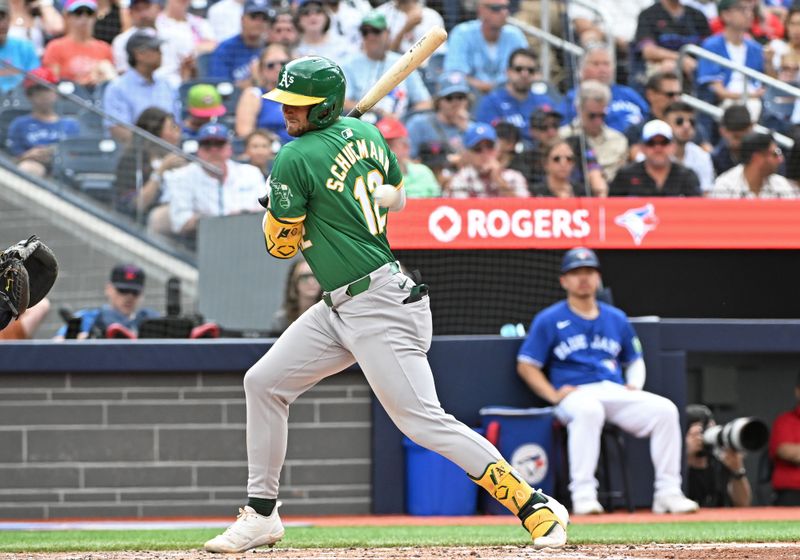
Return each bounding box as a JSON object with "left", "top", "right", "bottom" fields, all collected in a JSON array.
[{"left": 2, "top": 0, "right": 800, "bottom": 244}]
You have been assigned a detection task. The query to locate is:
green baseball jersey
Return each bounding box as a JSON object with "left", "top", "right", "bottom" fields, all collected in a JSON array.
[{"left": 268, "top": 117, "right": 404, "bottom": 292}]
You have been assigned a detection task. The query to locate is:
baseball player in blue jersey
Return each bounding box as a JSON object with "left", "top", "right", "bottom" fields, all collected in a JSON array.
[{"left": 517, "top": 247, "right": 700, "bottom": 515}]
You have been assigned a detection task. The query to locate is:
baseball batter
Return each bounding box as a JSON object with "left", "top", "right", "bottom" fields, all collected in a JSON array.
[
  {"left": 517, "top": 247, "right": 700, "bottom": 515},
  {"left": 204, "top": 56, "right": 568, "bottom": 553}
]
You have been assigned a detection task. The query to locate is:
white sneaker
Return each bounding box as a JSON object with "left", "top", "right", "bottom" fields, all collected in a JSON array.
[
  {"left": 204, "top": 505, "right": 285, "bottom": 553},
  {"left": 572, "top": 499, "right": 605, "bottom": 515},
  {"left": 528, "top": 491, "right": 570, "bottom": 549},
  {"left": 652, "top": 493, "right": 700, "bottom": 514}
]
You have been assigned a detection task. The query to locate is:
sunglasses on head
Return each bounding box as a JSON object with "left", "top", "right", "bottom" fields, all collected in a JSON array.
[
  {"left": 71, "top": 8, "right": 96, "bottom": 16},
  {"left": 360, "top": 26, "right": 384, "bottom": 36},
  {"left": 511, "top": 65, "right": 536, "bottom": 74},
  {"left": 116, "top": 288, "right": 141, "bottom": 296},
  {"left": 674, "top": 116, "right": 696, "bottom": 127},
  {"left": 443, "top": 93, "right": 467, "bottom": 101},
  {"left": 265, "top": 60, "right": 289, "bottom": 69},
  {"left": 484, "top": 3, "right": 509, "bottom": 11},
  {"left": 550, "top": 154, "right": 574, "bottom": 163},
  {"left": 645, "top": 138, "right": 671, "bottom": 147}
]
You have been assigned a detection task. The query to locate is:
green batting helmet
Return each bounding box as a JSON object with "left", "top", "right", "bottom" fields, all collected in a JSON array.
[{"left": 263, "top": 56, "right": 346, "bottom": 129}]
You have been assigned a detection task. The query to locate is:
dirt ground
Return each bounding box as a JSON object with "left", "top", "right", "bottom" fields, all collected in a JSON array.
[{"left": 3, "top": 544, "right": 800, "bottom": 560}]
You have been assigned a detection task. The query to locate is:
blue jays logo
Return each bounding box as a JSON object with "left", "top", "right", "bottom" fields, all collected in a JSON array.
[
  {"left": 614, "top": 203, "right": 659, "bottom": 246},
  {"left": 511, "top": 443, "right": 549, "bottom": 485}
]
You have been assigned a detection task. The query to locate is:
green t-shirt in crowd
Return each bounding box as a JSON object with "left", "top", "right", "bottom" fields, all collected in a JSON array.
[{"left": 403, "top": 161, "right": 442, "bottom": 198}]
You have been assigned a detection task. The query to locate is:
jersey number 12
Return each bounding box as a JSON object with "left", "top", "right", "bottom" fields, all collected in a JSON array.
[{"left": 353, "top": 170, "right": 387, "bottom": 236}]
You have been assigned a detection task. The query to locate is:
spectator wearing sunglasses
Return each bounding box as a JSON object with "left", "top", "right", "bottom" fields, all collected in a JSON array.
[
  {"left": 475, "top": 48, "right": 559, "bottom": 142},
  {"left": 448, "top": 122, "right": 529, "bottom": 198},
  {"left": 559, "top": 80, "right": 628, "bottom": 184},
  {"left": 443, "top": 0, "right": 527, "bottom": 95},
  {"left": 53, "top": 264, "right": 161, "bottom": 340},
  {"left": 208, "top": 0, "right": 272, "bottom": 89},
  {"left": 625, "top": 71, "right": 687, "bottom": 159},
  {"left": 342, "top": 12, "right": 431, "bottom": 122},
  {"left": 709, "top": 132, "right": 799, "bottom": 198},
  {"left": 164, "top": 123, "right": 266, "bottom": 240},
  {"left": 293, "top": 0, "right": 349, "bottom": 63},
  {"left": 234, "top": 44, "right": 292, "bottom": 143},
  {"left": 506, "top": 107, "right": 563, "bottom": 188},
  {"left": 663, "top": 101, "right": 715, "bottom": 193},
  {"left": 532, "top": 139, "right": 607, "bottom": 197},
  {"left": 42, "top": 0, "right": 116, "bottom": 86},
  {"left": 610, "top": 120, "right": 701, "bottom": 196}
]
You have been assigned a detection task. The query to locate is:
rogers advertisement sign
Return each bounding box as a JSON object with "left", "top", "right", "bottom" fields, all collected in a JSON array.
[{"left": 387, "top": 198, "right": 800, "bottom": 250}]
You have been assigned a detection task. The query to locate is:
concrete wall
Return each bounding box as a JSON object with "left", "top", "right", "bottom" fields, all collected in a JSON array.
[{"left": 0, "top": 368, "right": 371, "bottom": 519}]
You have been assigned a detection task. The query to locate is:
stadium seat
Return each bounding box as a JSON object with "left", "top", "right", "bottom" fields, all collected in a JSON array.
[
  {"left": 54, "top": 81, "right": 94, "bottom": 115},
  {"left": 195, "top": 52, "right": 213, "bottom": 78},
  {"left": 52, "top": 136, "right": 121, "bottom": 200},
  {"left": 0, "top": 85, "right": 31, "bottom": 111},
  {"left": 76, "top": 110, "right": 106, "bottom": 137}
]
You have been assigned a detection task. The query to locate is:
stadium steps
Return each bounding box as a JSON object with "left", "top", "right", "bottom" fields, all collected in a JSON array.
[{"left": 0, "top": 164, "right": 198, "bottom": 339}]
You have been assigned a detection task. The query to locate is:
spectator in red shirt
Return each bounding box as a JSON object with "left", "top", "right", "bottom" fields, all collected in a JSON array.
[
  {"left": 769, "top": 372, "right": 800, "bottom": 506},
  {"left": 41, "top": 0, "right": 115, "bottom": 86}
]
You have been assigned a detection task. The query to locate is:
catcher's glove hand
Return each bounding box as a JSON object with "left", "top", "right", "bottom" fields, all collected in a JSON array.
[{"left": 0, "top": 235, "right": 58, "bottom": 330}]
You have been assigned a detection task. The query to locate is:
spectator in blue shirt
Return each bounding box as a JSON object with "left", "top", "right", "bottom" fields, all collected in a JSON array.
[
  {"left": 475, "top": 48, "right": 559, "bottom": 141},
  {"left": 208, "top": 0, "right": 272, "bottom": 89},
  {"left": 558, "top": 44, "right": 649, "bottom": 134},
  {"left": 696, "top": 0, "right": 764, "bottom": 114},
  {"left": 0, "top": 0, "right": 40, "bottom": 93},
  {"left": 443, "top": 0, "right": 527, "bottom": 95},
  {"left": 6, "top": 67, "right": 80, "bottom": 178},
  {"left": 103, "top": 31, "right": 178, "bottom": 143},
  {"left": 54, "top": 264, "right": 161, "bottom": 340},
  {"left": 342, "top": 12, "right": 431, "bottom": 122}
]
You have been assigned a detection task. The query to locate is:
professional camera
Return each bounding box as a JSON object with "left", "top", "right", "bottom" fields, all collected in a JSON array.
[{"left": 701, "top": 417, "right": 769, "bottom": 453}]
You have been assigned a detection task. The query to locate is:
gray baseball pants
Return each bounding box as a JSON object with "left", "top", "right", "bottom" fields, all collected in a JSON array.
[{"left": 244, "top": 261, "right": 501, "bottom": 498}]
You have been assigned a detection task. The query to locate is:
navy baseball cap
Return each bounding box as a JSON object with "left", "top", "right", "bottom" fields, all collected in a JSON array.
[
  {"left": 244, "top": 0, "right": 274, "bottom": 16},
  {"left": 197, "top": 123, "right": 232, "bottom": 143},
  {"left": 561, "top": 247, "right": 600, "bottom": 273},
  {"left": 111, "top": 264, "right": 145, "bottom": 293}
]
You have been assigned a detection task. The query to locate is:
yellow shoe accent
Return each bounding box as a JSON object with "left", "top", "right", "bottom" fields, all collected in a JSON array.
[{"left": 472, "top": 460, "right": 569, "bottom": 548}]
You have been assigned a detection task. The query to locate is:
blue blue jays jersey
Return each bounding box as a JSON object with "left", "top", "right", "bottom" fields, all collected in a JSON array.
[{"left": 517, "top": 301, "right": 642, "bottom": 389}]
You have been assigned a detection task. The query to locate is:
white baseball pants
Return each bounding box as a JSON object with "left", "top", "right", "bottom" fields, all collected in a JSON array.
[
  {"left": 243, "top": 262, "right": 501, "bottom": 498},
  {"left": 554, "top": 380, "right": 683, "bottom": 503}
]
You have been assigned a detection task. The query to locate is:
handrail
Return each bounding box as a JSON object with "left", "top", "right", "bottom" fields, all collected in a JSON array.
[
  {"left": 679, "top": 44, "right": 800, "bottom": 100},
  {"left": 508, "top": 17, "right": 584, "bottom": 58},
  {"left": 678, "top": 94, "right": 794, "bottom": 148}
]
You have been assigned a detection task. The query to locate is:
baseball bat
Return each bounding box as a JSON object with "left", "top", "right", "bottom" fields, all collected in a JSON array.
[{"left": 346, "top": 26, "right": 448, "bottom": 119}]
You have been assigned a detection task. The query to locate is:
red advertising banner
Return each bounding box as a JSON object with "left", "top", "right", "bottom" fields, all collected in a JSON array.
[{"left": 387, "top": 198, "right": 800, "bottom": 249}]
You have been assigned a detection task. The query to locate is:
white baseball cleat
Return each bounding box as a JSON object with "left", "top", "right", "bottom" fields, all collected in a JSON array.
[
  {"left": 652, "top": 493, "right": 700, "bottom": 514},
  {"left": 531, "top": 492, "right": 570, "bottom": 549},
  {"left": 572, "top": 498, "right": 605, "bottom": 515},
  {"left": 203, "top": 505, "right": 285, "bottom": 553}
]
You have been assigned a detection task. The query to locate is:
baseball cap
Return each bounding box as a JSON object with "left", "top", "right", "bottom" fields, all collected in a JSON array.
[
  {"left": 641, "top": 119, "right": 673, "bottom": 142},
  {"left": 197, "top": 122, "right": 232, "bottom": 143},
  {"left": 111, "top": 264, "right": 145, "bottom": 293},
  {"left": 437, "top": 72, "right": 470, "bottom": 98},
  {"left": 360, "top": 11, "right": 387, "bottom": 30},
  {"left": 125, "top": 31, "right": 163, "bottom": 58},
  {"left": 560, "top": 247, "right": 600, "bottom": 273},
  {"left": 376, "top": 117, "right": 407, "bottom": 140},
  {"left": 244, "top": 0, "right": 274, "bottom": 16},
  {"left": 463, "top": 122, "right": 497, "bottom": 149},
  {"left": 64, "top": 0, "right": 97, "bottom": 12},
  {"left": 23, "top": 67, "right": 58, "bottom": 91},
  {"left": 187, "top": 84, "right": 226, "bottom": 118},
  {"left": 718, "top": 0, "right": 744, "bottom": 11},
  {"left": 530, "top": 106, "right": 563, "bottom": 127},
  {"left": 298, "top": 0, "right": 324, "bottom": 9}
]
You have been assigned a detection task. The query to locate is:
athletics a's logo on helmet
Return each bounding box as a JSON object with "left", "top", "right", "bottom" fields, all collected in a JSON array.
[
  {"left": 615, "top": 203, "right": 659, "bottom": 246},
  {"left": 511, "top": 443, "right": 548, "bottom": 485},
  {"left": 428, "top": 206, "right": 461, "bottom": 243},
  {"left": 279, "top": 72, "right": 294, "bottom": 89}
]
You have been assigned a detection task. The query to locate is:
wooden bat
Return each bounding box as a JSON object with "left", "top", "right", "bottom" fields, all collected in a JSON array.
[{"left": 346, "top": 26, "right": 448, "bottom": 119}]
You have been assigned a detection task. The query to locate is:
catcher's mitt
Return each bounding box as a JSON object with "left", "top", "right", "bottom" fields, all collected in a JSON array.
[{"left": 0, "top": 236, "right": 58, "bottom": 330}]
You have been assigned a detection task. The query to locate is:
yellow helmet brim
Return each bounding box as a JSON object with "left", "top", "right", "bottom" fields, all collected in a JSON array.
[{"left": 263, "top": 87, "right": 326, "bottom": 106}]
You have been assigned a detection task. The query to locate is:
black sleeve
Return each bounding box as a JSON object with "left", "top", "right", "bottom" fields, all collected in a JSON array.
[
  {"left": 633, "top": 7, "right": 658, "bottom": 46},
  {"left": 609, "top": 166, "right": 630, "bottom": 196},
  {"left": 683, "top": 167, "right": 703, "bottom": 197},
  {"left": 693, "top": 8, "right": 712, "bottom": 39}
]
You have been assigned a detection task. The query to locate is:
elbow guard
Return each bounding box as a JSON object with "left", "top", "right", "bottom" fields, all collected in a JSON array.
[{"left": 262, "top": 211, "right": 304, "bottom": 259}]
